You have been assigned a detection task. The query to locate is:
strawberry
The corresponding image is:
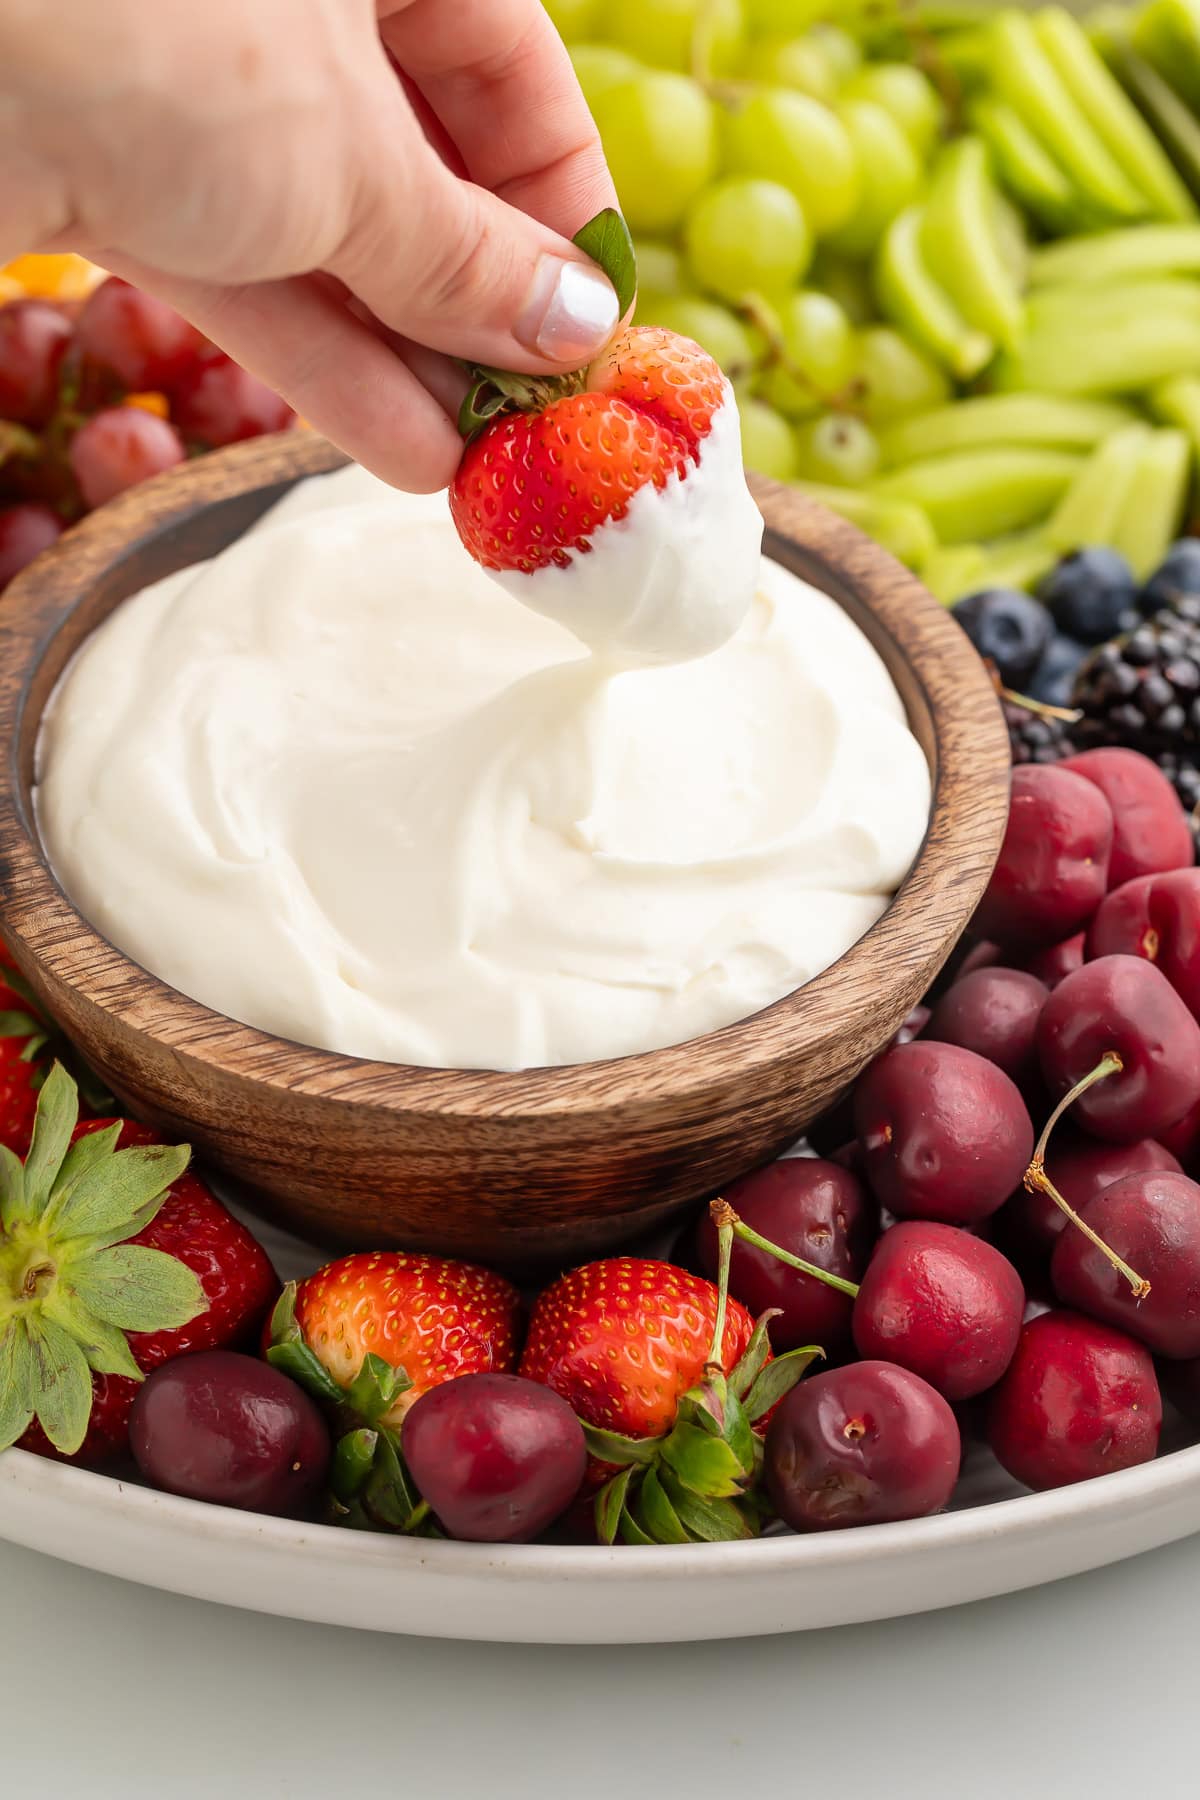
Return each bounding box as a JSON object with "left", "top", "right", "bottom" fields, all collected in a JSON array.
[
  {"left": 519, "top": 1251, "right": 820, "bottom": 1547},
  {"left": 450, "top": 325, "right": 724, "bottom": 576},
  {"left": 0, "top": 1032, "right": 47, "bottom": 1157},
  {"left": 8, "top": 1094, "right": 279, "bottom": 1465},
  {"left": 268, "top": 1252, "right": 522, "bottom": 1534}
]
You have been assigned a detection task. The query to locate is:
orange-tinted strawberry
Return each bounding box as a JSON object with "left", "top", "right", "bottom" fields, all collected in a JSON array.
[
  {"left": 449, "top": 324, "right": 727, "bottom": 576},
  {"left": 291, "top": 1252, "right": 522, "bottom": 1429}
]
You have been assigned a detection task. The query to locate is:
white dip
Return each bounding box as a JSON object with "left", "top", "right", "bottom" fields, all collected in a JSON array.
[{"left": 36, "top": 442, "right": 931, "bottom": 1071}]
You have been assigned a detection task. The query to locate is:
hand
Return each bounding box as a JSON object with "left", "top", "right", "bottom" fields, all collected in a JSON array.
[{"left": 0, "top": 0, "right": 619, "bottom": 488}]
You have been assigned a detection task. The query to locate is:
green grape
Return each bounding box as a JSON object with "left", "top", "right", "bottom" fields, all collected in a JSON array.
[
  {"left": 875, "top": 449, "right": 1083, "bottom": 545},
  {"left": 742, "top": 0, "right": 827, "bottom": 30},
  {"left": 594, "top": 75, "right": 717, "bottom": 234},
  {"left": 1045, "top": 425, "right": 1152, "bottom": 552},
  {"left": 543, "top": 0, "right": 601, "bottom": 39},
  {"left": 722, "top": 90, "right": 860, "bottom": 238},
  {"left": 684, "top": 177, "right": 812, "bottom": 302},
  {"left": 1034, "top": 7, "right": 1195, "bottom": 224},
  {"left": 827, "top": 100, "right": 922, "bottom": 259},
  {"left": 739, "top": 398, "right": 799, "bottom": 481},
  {"left": 635, "top": 293, "right": 762, "bottom": 377},
  {"left": 1109, "top": 428, "right": 1191, "bottom": 577},
  {"left": 792, "top": 484, "right": 937, "bottom": 568},
  {"left": 920, "top": 137, "right": 1025, "bottom": 348},
  {"left": 874, "top": 206, "right": 993, "bottom": 380},
  {"left": 808, "top": 24, "right": 862, "bottom": 84},
  {"left": 809, "top": 252, "right": 875, "bottom": 326},
  {"left": 759, "top": 290, "right": 857, "bottom": 420},
  {"left": 879, "top": 395, "right": 1136, "bottom": 467},
  {"left": 605, "top": 0, "right": 743, "bottom": 74},
  {"left": 792, "top": 413, "right": 881, "bottom": 487},
  {"left": 571, "top": 45, "right": 641, "bottom": 106},
  {"left": 634, "top": 240, "right": 689, "bottom": 297},
  {"left": 855, "top": 326, "right": 951, "bottom": 426},
  {"left": 842, "top": 63, "right": 945, "bottom": 160},
  {"left": 740, "top": 36, "right": 839, "bottom": 105}
]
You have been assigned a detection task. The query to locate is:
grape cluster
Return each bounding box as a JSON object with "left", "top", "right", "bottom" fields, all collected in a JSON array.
[
  {"left": 0, "top": 272, "right": 294, "bottom": 594},
  {"left": 547, "top": 0, "right": 1200, "bottom": 605}
]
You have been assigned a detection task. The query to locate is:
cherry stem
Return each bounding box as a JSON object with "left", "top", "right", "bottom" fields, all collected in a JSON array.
[
  {"left": 1024, "top": 1052, "right": 1152, "bottom": 1299},
  {"left": 708, "top": 1197, "right": 861, "bottom": 1301},
  {"left": 985, "top": 661, "right": 1082, "bottom": 725}
]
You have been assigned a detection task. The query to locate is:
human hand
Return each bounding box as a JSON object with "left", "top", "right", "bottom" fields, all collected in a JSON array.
[{"left": 0, "top": 0, "right": 619, "bottom": 488}]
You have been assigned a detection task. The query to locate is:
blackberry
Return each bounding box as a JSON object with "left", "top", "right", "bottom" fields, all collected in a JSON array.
[
  {"left": 1002, "top": 697, "right": 1072, "bottom": 767},
  {"left": 1071, "top": 604, "right": 1200, "bottom": 758},
  {"left": 1157, "top": 752, "right": 1200, "bottom": 859}
]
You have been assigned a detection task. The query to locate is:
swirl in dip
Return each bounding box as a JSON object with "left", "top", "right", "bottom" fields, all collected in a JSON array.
[{"left": 35, "top": 454, "right": 930, "bottom": 1071}]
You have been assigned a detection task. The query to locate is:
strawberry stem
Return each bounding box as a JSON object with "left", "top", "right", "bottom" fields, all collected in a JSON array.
[
  {"left": 1024, "top": 1052, "right": 1151, "bottom": 1298},
  {"left": 710, "top": 1196, "right": 861, "bottom": 1300},
  {"left": 706, "top": 1199, "right": 735, "bottom": 1372}
]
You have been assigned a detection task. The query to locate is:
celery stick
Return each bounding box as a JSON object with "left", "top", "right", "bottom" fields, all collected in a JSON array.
[
  {"left": 789, "top": 484, "right": 938, "bottom": 570},
  {"left": 874, "top": 449, "right": 1082, "bottom": 544},
  {"left": 1044, "top": 424, "right": 1152, "bottom": 552},
  {"left": 921, "top": 138, "right": 1026, "bottom": 348},
  {"left": 921, "top": 544, "right": 989, "bottom": 607},
  {"left": 874, "top": 206, "right": 993, "bottom": 380},
  {"left": 879, "top": 396, "right": 1135, "bottom": 468},
  {"left": 992, "top": 309, "right": 1200, "bottom": 395},
  {"left": 1110, "top": 429, "right": 1193, "bottom": 576},
  {"left": 1036, "top": 7, "right": 1196, "bottom": 222},
  {"left": 1030, "top": 223, "right": 1200, "bottom": 286}
]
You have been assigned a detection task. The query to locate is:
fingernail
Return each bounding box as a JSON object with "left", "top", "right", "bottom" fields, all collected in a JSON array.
[{"left": 516, "top": 257, "right": 620, "bottom": 363}]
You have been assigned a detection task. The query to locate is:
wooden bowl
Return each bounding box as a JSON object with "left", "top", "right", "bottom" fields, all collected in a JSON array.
[{"left": 0, "top": 434, "right": 1010, "bottom": 1271}]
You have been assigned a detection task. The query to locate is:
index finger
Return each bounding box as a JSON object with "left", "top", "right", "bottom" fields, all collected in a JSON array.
[{"left": 377, "top": 0, "right": 617, "bottom": 234}]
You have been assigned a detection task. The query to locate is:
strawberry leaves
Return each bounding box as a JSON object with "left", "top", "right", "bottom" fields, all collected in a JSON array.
[
  {"left": 0, "top": 1063, "right": 207, "bottom": 1456},
  {"left": 572, "top": 208, "right": 637, "bottom": 319}
]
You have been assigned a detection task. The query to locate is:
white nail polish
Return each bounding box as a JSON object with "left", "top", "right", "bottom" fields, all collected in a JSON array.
[{"left": 519, "top": 259, "right": 620, "bottom": 363}]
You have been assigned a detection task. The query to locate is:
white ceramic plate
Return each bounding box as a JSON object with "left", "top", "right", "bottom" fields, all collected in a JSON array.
[{"left": 2, "top": 1210, "right": 1198, "bottom": 1644}]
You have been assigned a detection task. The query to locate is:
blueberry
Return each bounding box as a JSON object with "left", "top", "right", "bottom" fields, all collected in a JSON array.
[
  {"left": 951, "top": 588, "right": 1053, "bottom": 688},
  {"left": 1028, "top": 634, "right": 1089, "bottom": 709},
  {"left": 1142, "top": 539, "right": 1200, "bottom": 612},
  {"left": 1036, "top": 548, "right": 1136, "bottom": 645}
]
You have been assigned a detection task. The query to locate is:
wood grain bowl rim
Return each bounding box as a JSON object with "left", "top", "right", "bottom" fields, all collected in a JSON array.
[{"left": 0, "top": 432, "right": 1011, "bottom": 1119}]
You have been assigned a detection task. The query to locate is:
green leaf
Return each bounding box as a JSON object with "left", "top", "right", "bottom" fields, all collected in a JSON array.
[
  {"left": 659, "top": 1423, "right": 746, "bottom": 1499},
  {"left": 345, "top": 1352, "right": 411, "bottom": 1426},
  {"left": 0, "top": 421, "right": 39, "bottom": 469},
  {"left": 67, "top": 1244, "right": 207, "bottom": 1333},
  {"left": 42, "top": 1123, "right": 122, "bottom": 1232},
  {"left": 51, "top": 1143, "right": 189, "bottom": 1241},
  {"left": 617, "top": 1505, "right": 655, "bottom": 1547},
  {"left": 0, "top": 1144, "right": 28, "bottom": 1232},
  {"left": 0, "top": 1323, "right": 37, "bottom": 1450},
  {"left": 331, "top": 1428, "right": 378, "bottom": 1505},
  {"left": 361, "top": 1430, "right": 425, "bottom": 1534},
  {"left": 0, "top": 1010, "right": 41, "bottom": 1039},
  {"left": 572, "top": 208, "right": 637, "bottom": 319},
  {"left": 581, "top": 1421, "right": 665, "bottom": 1467},
  {"left": 661, "top": 1472, "right": 757, "bottom": 1543},
  {"left": 268, "top": 1281, "right": 298, "bottom": 1344},
  {"left": 594, "top": 1467, "right": 635, "bottom": 1546},
  {"left": 266, "top": 1339, "right": 345, "bottom": 1406},
  {"left": 722, "top": 1392, "right": 757, "bottom": 1476},
  {"left": 21, "top": 1063, "right": 79, "bottom": 1216},
  {"left": 743, "top": 1347, "right": 823, "bottom": 1425},
  {"left": 28, "top": 1316, "right": 94, "bottom": 1456},
  {"left": 43, "top": 1286, "right": 143, "bottom": 1382},
  {"left": 636, "top": 1468, "right": 690, "bottom": 1545},
  {"left": 730, "top": 1312, "right": 780, "bottom": 1400}
]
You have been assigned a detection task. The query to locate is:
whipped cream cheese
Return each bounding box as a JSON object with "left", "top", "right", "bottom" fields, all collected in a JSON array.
[{"left": 36, "top": 461, "right": 931, "bottom": 1071}]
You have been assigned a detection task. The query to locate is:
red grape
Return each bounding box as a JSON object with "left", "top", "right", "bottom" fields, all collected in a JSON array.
[
  {"left": 0, "top": 300, "right": 72, "bottom": 425},
  {"left": 68, "top": 407, "right": 186, "bottom": 509},
  {"left": 0, "top": 502, "right": 62, "bottom": 591},
  {"left": 75, "top": 277, "right": 207, "bottom": 394},
  {"left": 171, "top": 354, "right": 294, "bottom": 446}
]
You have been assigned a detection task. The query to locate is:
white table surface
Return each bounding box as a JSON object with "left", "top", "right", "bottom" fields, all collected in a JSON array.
[{"left": 4, "top": 1530, "right": 1198, "bottom": 1798}]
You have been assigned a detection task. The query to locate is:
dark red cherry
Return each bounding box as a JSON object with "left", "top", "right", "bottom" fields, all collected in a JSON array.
[
  {"left": 999, "top": 1131, "right": 1181, "bottom": 1271},
  {"left": 1051, "top": 1171, "right": 1200, "bottom": 1359},
  {"left": 924, "top": 967, "right": 1048, "bottom": 1095},
  {"left": 852, "top": 1222, "right": 1024, "bottom": 1400},
  {"left": 973, "top": 765, "right": 1113, "bottom": 950},
  {"left": 1037, "top": 955, "right": 1200, "bottom": 1143},
  {"left": 988, "top": 1310, "right": 1161, "bottom": 1490},
  {"left": 854, "top": 1040, "right": 1034, "bottom": 1225},
  {"left": 1088, "top": 869, "right": 1200, "bottom": 1019},
  {"left": 1016, "top": 931, "right": 1085, "bottom": 990},
  {"left": 1062, "top": 747, "right": 1194, "bottom": 888}
]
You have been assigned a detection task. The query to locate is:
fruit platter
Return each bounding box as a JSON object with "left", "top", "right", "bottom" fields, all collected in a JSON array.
[{"left": 7, "top": 0, "right": 1200, "bottom": 1647}]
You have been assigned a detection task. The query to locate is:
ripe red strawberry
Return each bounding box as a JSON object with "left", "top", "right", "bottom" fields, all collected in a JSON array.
[
  {"left": 0, "top": 1033, "right": 46, "bottom": 1156},
  {"left": 289, "top": 1252, "right": 521, "bottom": 1429},
  {"left": 11, "top": 1102, "right": 278, "bottom": 1466},
  {"left": 449, "top": 324, "right": 726, "bottom": 576},
  {"left": 519, "top": 1257, "right": 756, "bottom": 1442}
]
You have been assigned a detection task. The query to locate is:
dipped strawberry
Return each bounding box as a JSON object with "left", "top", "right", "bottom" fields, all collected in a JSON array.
[
  {"left": 449, "top": 211, "right": 763, "bottom": 666},
  {"left": 3, "top": 1068, "right": 277, "bottom": 1465}
]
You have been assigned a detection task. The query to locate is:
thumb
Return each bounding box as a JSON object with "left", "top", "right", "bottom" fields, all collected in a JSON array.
[{"left": 329, "top": 134, "right": 621, "bottom": 375}]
